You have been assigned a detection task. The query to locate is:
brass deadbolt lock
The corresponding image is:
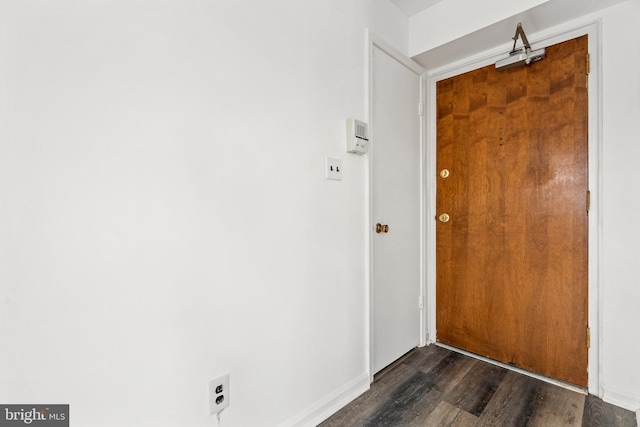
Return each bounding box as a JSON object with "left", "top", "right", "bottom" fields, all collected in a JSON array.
[
  {"left": 440, "top": 169, "right": 450, "bottom": 178},
  {"left": 438, "top": 213, "right": 450, "bottom": 223}
]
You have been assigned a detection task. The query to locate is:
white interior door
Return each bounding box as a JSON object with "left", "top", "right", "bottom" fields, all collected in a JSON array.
[{"left": 371, "top": 42, "right": 423, "bottom": 374}]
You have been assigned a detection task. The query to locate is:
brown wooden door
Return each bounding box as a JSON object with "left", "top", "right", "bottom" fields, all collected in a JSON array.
[{"left": 436, "top": 35, "right": 589, "bottom": 387}]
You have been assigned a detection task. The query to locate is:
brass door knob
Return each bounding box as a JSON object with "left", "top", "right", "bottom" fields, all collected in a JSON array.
[
  {"left": 438, "top": 213, "right": 450, "bottom": 223},
  {"left": 440, "top": 169, "right": 450, "bottom": 178},
  {"left": 375, "top": 223, "right": 389, "bottom": 233}
]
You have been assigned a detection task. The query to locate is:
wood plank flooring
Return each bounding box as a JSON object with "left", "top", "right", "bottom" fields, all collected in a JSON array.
[{"left": 320, "top": 345, "right": 636, "bottom": 427}]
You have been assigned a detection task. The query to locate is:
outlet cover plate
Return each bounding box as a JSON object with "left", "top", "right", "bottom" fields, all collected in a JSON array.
[{"left": 209, "top": 373, "right": 230, "bottom": 416}]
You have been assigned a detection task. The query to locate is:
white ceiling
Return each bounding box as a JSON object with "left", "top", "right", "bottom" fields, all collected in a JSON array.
[{"left": 390, "top": 0, "right": 445, "bottom": 16}]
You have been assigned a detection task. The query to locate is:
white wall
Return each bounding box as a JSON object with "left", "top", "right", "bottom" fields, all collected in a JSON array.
[
  {"left": 599, "top": 0, "right": 640, "bottom": 410},
  {"left": 0, "top": 1, "right": 407, "bottom": 426},
  {"left": 411, "top": 0, "right": 640, "bottom": 412},
  {"left": 408, "top": 0, "right": 550, "bottom": 56}
]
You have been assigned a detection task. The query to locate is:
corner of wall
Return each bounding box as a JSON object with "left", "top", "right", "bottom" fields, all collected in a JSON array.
[
  {"left": 602, "top": 384, "right": 640, "bottom": 413},
  {"left": 278, "top": 372, "right": 370, "bottom": 427}
]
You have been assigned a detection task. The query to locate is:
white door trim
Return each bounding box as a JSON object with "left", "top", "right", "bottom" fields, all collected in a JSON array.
[
  {"left": 367, "top": 32, "right": 427, "bottom": 383},
  {"left": 424, "top": 20, "right": 603, "bottom": 395}
]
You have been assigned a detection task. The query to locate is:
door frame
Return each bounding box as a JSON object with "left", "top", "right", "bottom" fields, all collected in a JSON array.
[
  {"left": 367, "top": 32, "right": 427, "bottom": 383},
  {"left": 425, "top": 21, "right": 602, "bottom": 395}
]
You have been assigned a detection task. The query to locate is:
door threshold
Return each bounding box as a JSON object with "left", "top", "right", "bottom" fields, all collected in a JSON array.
[{"left": 435, "top": 342, "right": 587, "bottom": 395}]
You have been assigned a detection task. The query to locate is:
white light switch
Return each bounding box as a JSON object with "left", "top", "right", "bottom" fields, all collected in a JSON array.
[{"left": 326, "top": 157, "right": 342, "bottom": 181}]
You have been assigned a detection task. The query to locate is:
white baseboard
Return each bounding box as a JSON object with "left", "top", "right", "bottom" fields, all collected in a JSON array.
[
  {"left": 601, "top": 385, "right": 640, "bottom": 412},
  {"left": 278, "top": 372, "right": 370, "bottom": 427}
]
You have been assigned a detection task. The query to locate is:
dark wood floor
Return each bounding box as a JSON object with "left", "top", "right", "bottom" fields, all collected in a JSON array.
[{"left": 320, "top": 345, "right": 637, "bottom": 427}]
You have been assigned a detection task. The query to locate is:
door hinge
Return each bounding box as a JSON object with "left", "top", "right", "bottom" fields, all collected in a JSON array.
[
  {"left": 586, "top": 326, "right": 591, "bottom": 348},
  {"left": 418, "top": 296, "right": 424, "bottom": 309},
  {"left": 586, "top": 53, "right": 590, "bottom": 75},
  {"left": 419, "top": 103, "right": 424, "bottom": 117},
  {"left": 586, "top": 190, "right": 591, "bottom": 212}
]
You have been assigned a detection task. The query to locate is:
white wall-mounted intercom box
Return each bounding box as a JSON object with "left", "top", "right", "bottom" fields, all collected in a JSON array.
[{"left": 346, "top": 118, "right": 369, "bottom": 155}]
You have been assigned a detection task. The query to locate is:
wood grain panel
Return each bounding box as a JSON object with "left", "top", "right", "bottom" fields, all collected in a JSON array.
[
  {"left": 581, "top": 394, "right": 638, "bottom": 427},
  {"left": 420, "top": 401, "right": 479, "bottom": 427},
  {"left": 436, "top": 35, "right": 589, "bottom": 386},
  {"left": 476, "top": 371, "right": 546, "bottom": 426},
  {"left": 320, "top": 345, "right": 636, "bottom": 427},
  {"left": 528, "top": 382, "right": 585, "bottom": 426},
  {"left": 443, "top": 361, "right": 508, "bottom": 416}
]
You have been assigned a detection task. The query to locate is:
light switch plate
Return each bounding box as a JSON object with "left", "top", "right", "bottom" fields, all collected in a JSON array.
[{"left": 326, "top": 157, "right": 342, "bottom": 181}]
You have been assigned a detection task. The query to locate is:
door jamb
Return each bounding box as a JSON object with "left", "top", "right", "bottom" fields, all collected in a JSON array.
[
  {"left": 424, "top": 20, "right": 603, "bottom": 395},
  {"left": 367, "top": 32, "right": 427, "bottom": 384}
]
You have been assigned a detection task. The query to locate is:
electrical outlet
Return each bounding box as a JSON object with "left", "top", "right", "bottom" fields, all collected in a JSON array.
[
  {"left": 209, "top": 374, "right": 230, "bottom": 416},
  {"left": 326, "top": 157, "right": 342, "bottom": 181}
]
